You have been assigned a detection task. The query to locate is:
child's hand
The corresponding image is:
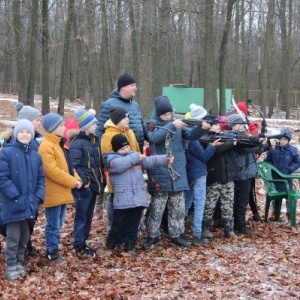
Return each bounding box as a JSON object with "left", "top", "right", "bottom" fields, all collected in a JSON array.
[
  {"left": 212, "top": 138, "right": 224, "bottom": 147},
  {"left": 139, "top": 154, "right": 146, "bottom": 161},
  {"left": 75, "top": 180, "right": 83, "bottom": 189},
  {"left": 173, "top": 119, "right": 187, "bottom": 128},
  {"left": 167, "top": 155, "right": 174, "bottom": 165},
  {"left": 201, "top": 121, "right": 211, "bottom": 130}
]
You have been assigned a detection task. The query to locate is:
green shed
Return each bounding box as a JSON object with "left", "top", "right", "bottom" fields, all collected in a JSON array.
[{"left": 162, "top": 85, "right": 232, "bottom": 114}]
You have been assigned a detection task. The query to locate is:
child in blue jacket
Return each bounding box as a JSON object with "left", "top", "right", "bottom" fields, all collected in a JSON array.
[
  {"left": 264, "top": 129, "right": 300, "bottom": 219},
  {"left": 0, "top": 120, "right": 45, "bottom": 280}
]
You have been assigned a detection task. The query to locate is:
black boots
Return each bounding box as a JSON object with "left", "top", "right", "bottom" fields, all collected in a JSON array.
[
  {"left": 223, "top": 218, "right": 237, "bottom": 239},
  {"left": 142, "top": 237, "right": 160, "bottom": 250}
]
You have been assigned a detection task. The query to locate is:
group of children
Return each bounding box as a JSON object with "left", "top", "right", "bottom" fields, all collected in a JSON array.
[{"left": 0, "top": 90, "right": 299, "bottom": 281}]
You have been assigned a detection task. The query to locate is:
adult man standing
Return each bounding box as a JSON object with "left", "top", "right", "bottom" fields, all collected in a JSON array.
[{"left": 96, "top": 73, "right": 147, "bottom": 152}]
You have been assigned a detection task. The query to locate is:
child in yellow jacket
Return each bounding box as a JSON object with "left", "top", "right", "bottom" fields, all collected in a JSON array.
[{"left": 39, "top": 113, "right": 82, "bottom": 262}]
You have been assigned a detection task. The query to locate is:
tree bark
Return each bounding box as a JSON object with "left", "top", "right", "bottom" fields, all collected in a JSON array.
[
  {"left": 42, "top": 0, "right": 50, "bottom": 114},
  {"left": 58, "top": 0, "right": 75, "bottom": 115},
  {"left": 12, "top": 0, "right": 27, "bottom": 102},
  {"left": 219, "top": 0, "right": 236, "bottom": 115}
]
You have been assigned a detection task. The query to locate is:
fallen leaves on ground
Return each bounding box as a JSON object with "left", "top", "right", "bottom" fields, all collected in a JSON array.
[{"left": 1, "top": 98, "right": 300, "bottom": 299}]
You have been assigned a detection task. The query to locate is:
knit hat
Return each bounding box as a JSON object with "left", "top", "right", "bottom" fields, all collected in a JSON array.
[
  {"left": 14, "top": 119, "right": 35, "bottom": 139},
  {"left": 202, "top": 114, "right": 219, "bottom": 125},
  {"left": 75, "top": 109, "right": 97, "bottom": 131},
  {"left": 117, "top": 73, "right": 136, "bottom": 90},
  {"left": 155, "top": 96, "right": 173, "bottom": 116},
  {"left": 15, "top": 102, "right": 41, "bottom": 121},
  {"left": 190, "top": 104, "right": 207, "bottom": 120},
  {"left": 218, "top": 116, "right": 229, "bottom": 131},
  {"left": 235, "top": 102, "right": 249, "bottom": 116},
  {"left": 111, "top": 134, "right": 129, "bottom": 152},
  {"left": 227, "top": 114, "right": 244, "bottom": 129},
  {"left": 109, "top": 105, "right": 128, "bottom": 125},
  {"left": 280, "top": 129, "right": 292, "bottom": 141},
  {"left": 42, "top": 113, "right": 64, "bottom": 133}
]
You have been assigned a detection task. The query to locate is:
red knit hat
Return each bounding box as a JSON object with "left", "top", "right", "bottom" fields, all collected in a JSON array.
[{"left": 235, "top": 102, "right": 249, "bottom": 116}]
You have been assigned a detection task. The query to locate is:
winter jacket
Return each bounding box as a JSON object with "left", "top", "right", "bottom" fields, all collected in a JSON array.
[
  {"left": 184, "top": 139, "right": 216, "bottom": 184},
  {"left": 200, "top": 132, "right": 240, "bottom": 186},
  {"left": 69, "top": 131, "right": 103, "bottom": 194},
  {"left": 0, "top": 140, "right": 45, "bottom": 225},
  {"left": 264, "top": 142, "right": 300, "bottom": 191},
  {"left": 146, "top": 113, "right": 207, "bottom": 192},
  {"left": 101, "top": 120, "right": 140, "bottom": 193},
  {"left": 104, "top": 150, "right": 167, "bottom": 209},
  {"left": 226, "top": 130, "right": 262, "bottom": 181},
  {"left": 38, "top": 133, "right": 81, "bottom": 208},
  {"left": 1, "top": 127, "right": 42, "bottom": 151},
  {"left": 96, "top": 90, "right": 147, "bottom": 151}
]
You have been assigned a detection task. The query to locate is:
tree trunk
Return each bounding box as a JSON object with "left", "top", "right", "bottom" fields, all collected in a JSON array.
[
  {"left": 139, "top": 1, "right": 155, "bottom": 116},
  {"left": 260, "top": 0, "right": 275, "bottom": 116},
  {"left": 219, "top": 0, "right": 236, "bottom": 115},
  {"left": 12, "top": 0, "right": 27, "bottom": 102},
  {"left": 204, "top": 0, "right": 217, "bottom": 113},
  {"left": 58, "top": 0, "right": 75, "bottom": 115},
  {"left": 27, "top": 0, "right": 39, "bottom": 106},
  {"left": 42, "top": 0, "right": 50, "bottom": 114}
]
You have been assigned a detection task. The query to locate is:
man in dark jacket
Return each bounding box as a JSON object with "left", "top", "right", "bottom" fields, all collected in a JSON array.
[{"left": 96, "top": 73, "right": 147, "bottom": 153}]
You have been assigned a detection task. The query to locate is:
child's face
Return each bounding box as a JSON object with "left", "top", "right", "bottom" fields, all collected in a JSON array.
[
  {"left": 116, "top": 115, "right": 129, "bottom": 129},
  {"left": 32, "top": 115, "right": 42, "bottom": 133},
  {"left": 17, "top": 129, "right": 32, "bottom": 144},
  {"left": 279, "top": 137, "right": 289, "bottom": 147},
  {"left": 116, "top": 144, "right": 130, "bottom": 154},
  {"left": 52, "top": 122, "right": 65, "bottom": 137},
  {"left": 159, "top": 112, "right": 173, "bottom": 122},
  {"left": 85, "top": 121, "right": 97, "bottom": 135}
]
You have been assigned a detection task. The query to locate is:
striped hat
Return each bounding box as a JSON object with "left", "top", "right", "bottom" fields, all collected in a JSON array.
[{"left": 75, "top": 109, "right": 97, "bottom": 131}]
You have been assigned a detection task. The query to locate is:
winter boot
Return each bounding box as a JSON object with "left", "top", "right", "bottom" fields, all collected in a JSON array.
[
  {"left": 223, "top": 218, "right": 238, "bottom": 239},
  {"left": 201, "top": 220, "right": 213, "bottom": 239},
  {"left": 124, "top": 240, "right": 137, "bottom": 256}
]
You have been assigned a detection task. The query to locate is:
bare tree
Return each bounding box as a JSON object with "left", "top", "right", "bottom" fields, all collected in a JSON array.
[
  {"left": 42, "top": 0, "right": 50, "bottom": 114},
  {"left": 58, "top": 0, "right": 75, "bottom": 115},
  {"left": 12, "top": 0, "right": 27, "bottom": 102},
  {"left": 204, "top": 0, "right": 217, "bottom": 113},
  {"left": 219, "top": 0, "right": 236, "bottom": 115}
]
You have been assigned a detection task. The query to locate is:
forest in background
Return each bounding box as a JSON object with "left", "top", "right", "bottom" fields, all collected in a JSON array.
[{"left": 0, "top": 0, "right": 300, "bottom": 118}]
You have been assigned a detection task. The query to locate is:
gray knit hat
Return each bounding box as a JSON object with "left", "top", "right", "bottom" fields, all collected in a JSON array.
[
  {"left": 13, "top": 119, "right": 35, "bottom": 139},
  {"left": 42, "top": 113, "right": 64, "bottom": 133},
  {"left": 15, "top": 102, "right": 41, "bottom": 121},
  {"left": 227, "top": 114, "right": 244, "bottom": 129},
  {"left": 190, "top": 104, "right": 207, "bottom": 120}
]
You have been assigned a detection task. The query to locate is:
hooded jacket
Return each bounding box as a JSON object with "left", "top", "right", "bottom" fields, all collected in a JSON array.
[
  {"left": 96, "top": 90, "right": 147, "bottom": 151},
  {"left": 69, "top": 131, "right": 103, "bottom": 194},
  {"left": 146, "top": 111, "right": 207, "bottom": 192},
  {"left": 104, "top": 150, "right": 167, "bottom": 209},
  {"left": 0, "top": 140, "right": 45, "bottom": 225},
  {"left": 38, "top": 133, "right": 81, "bottom": 207},
  {"left": 101, "top": 119, "right": 140, "bottom": 193}
]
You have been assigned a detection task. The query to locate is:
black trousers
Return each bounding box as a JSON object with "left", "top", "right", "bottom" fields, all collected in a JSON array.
[
  {"left": 234, "top": 179, "right": 252, "bottom": 229},
  {"left": 107, "top": 206, "right": 144, "bottom": 248}
]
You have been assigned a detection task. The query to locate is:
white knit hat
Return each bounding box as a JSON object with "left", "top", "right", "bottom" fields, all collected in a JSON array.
[{"left": 189, "top": 104, "right": 207, "bottom": 120}]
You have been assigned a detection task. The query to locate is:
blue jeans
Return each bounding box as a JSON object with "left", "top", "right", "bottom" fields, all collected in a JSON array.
[
  {"left": 73, "top": 188, "right": 96, "bottom": 247},
  {"left": 45, "top": 205, "right": 67, "bottom": 252},
  {"left": 185, "top": 176, "right": 207, "bottom": 237}
]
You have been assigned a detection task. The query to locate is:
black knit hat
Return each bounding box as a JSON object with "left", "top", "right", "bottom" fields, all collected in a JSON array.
[
  {"left": 202, "top": 114, "right": 219, "bottom": 125},
  {"left": 111, "top": 134, "right": 129, "bottom": 152},
  {"left": 117, "top": 73, "right": 136, "bottom": 90},
  {"left": 109, "top": 105, "right": 128, "bottom": 125},
  {"left": 155, "top": 96, "right": 173, "bottom": 116}
]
